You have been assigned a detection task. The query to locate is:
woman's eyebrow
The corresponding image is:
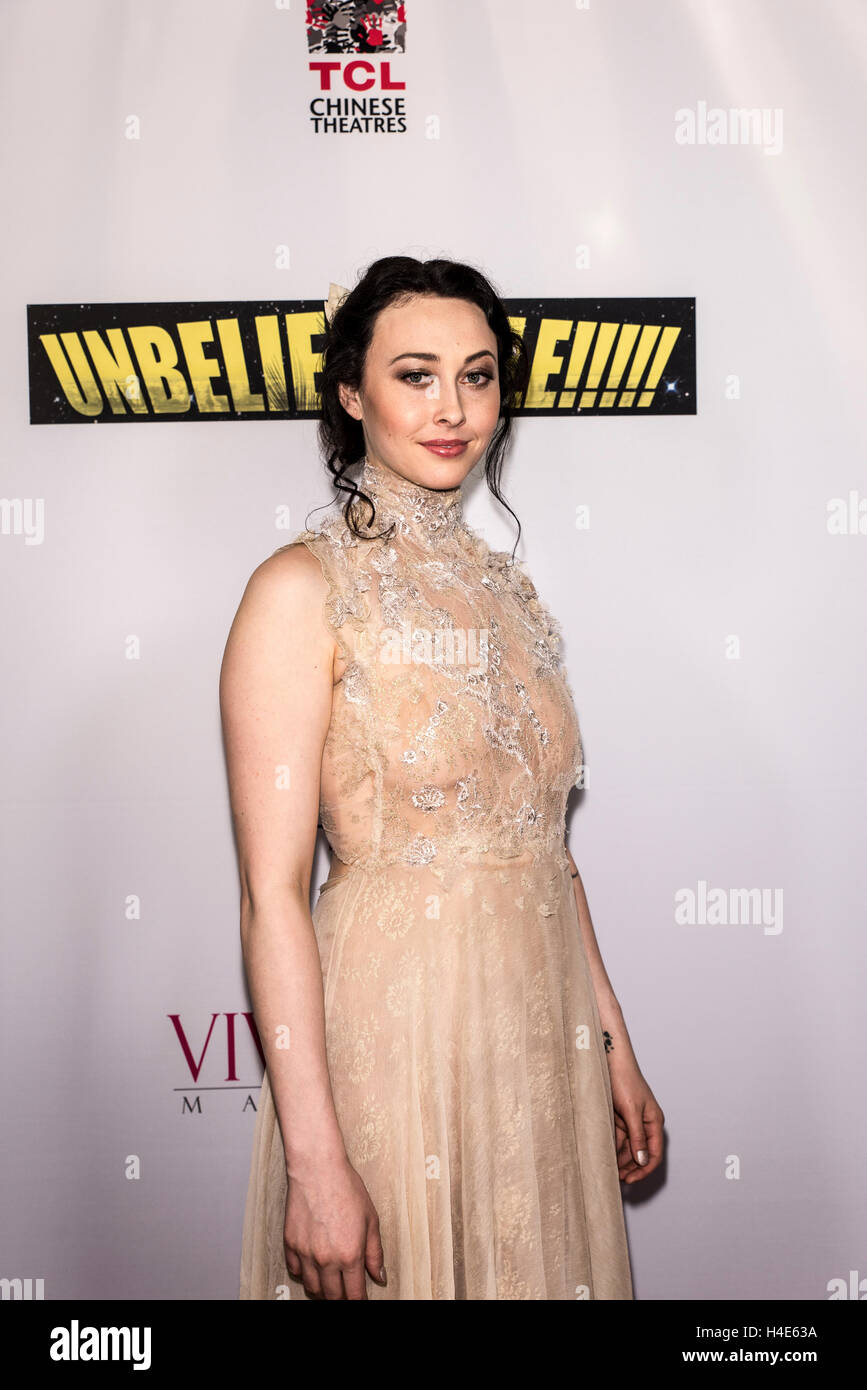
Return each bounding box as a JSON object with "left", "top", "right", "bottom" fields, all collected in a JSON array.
[{"left": 388, "top": 349, "right": 497, "bottom": 366}]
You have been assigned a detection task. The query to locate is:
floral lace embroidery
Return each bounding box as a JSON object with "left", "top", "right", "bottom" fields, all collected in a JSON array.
[{"left": 272, "top": 454, "right": 583, "bottom": 871}]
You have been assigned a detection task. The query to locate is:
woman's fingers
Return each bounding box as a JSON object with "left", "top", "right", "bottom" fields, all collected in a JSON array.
[
  {"left": 299, "top": 1256, "right": 323, "bottom": 1299},
  {"left": 318, "top": 1263, "right": 348, "bottom": 1300},
  {"left": 341, "top": 1258, "right": 369, "bottom": 1300},
  {"left": 640, "top": 1110, "right": 665, "bottom": 1174},
  {"left": 365, "top": 1218, "right": 386, "bottom": 1287},
  {"left": 614, "top": 1114, "right": 637, "bottom": 1179},
  {"left": 621, "top": 1105, "right": 665, "bottom": 1182},
  {"left": 623, "top": 1103, "right": 649, "bottom": 1170}
]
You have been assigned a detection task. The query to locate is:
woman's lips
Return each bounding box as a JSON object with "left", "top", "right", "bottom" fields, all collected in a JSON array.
[{"left": 420, "top": 440, "right": 469, "bottom": 457}]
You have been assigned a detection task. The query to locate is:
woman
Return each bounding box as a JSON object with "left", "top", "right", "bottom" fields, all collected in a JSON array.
[{"left": 221, "top": 255, "right": 664, "bottom": 1300}]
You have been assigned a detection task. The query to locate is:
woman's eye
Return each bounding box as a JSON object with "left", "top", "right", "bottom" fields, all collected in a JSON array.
[{"left": 399, "top": 369, "right": 495, "bottom": 387}]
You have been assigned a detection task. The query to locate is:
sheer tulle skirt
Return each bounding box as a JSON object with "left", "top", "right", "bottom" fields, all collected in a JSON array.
[{"left": 239, "top": 852, "right": 633, "bottom": 1300}]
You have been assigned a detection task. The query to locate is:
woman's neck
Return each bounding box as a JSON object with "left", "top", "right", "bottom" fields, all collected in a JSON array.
[{"left": 353, "top": 453, "right": 465, "bottom": 545}]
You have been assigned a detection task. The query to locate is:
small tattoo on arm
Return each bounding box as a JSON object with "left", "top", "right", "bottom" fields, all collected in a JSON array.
[{"left": 602, "top": 1030, "right": 614, "bottom": 1053}]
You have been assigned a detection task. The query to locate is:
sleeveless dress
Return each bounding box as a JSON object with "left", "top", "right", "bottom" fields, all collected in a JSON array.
[{"left": 239, "top": 453, "right": 633, "bottom": 1300}]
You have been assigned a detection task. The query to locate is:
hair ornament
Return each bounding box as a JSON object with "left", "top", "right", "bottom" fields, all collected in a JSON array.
[{"left": 324, "top": 281, "right": 351, "bottom": 326}]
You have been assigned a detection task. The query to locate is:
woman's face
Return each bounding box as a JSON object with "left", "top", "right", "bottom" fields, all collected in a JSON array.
[{"left": 338, "top": 293, "right": 501, "bottom": 490}]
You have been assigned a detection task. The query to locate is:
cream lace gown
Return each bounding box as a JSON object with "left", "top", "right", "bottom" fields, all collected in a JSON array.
[{"left": 239, "top": 454, "right": 633, "bottom": 1300}]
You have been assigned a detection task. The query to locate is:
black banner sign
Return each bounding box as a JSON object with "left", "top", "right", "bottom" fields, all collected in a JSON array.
[{"left": 27, "top": 297, "right": 695, "bottom": 424}]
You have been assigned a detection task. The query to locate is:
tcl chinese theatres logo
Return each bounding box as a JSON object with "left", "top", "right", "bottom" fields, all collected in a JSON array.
[{"left": 307, "top": 2, "right": 407, "bottom": 134}]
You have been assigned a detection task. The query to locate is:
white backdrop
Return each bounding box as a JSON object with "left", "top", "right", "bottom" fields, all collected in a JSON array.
[{"left": 2, "top": 0, "right": 865, "bottom": 1301}]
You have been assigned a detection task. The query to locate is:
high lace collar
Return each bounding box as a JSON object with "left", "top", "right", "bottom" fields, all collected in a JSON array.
[{"left": 352, "top": 453, "right": 465, "bottom": 546}]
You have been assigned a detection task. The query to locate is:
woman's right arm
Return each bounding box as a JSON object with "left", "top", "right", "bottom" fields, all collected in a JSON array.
[{"left": 219, "top": 543, "right": 385, "bottom": 1300}]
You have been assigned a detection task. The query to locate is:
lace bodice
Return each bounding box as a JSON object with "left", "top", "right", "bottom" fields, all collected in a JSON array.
[{"left": 275, "top": 454, "right": 584, "bottom": 879}]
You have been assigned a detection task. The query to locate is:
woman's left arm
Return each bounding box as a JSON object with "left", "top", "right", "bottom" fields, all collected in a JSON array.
[{"left": 565, "top": 844, "right": 666, "bottom": 1185}]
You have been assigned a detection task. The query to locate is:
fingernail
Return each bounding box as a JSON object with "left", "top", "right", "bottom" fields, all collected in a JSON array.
[
  {"left": 379, "top": 1266, "right": 386, "bottom": 1283},
  {"left": 637, "top": 1149, "right": 648, "bottom": 1165}
]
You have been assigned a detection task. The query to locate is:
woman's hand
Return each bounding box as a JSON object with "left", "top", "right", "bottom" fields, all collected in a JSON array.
[
  {"left": 607, "top": 1055, "right": 665, "bottom": 1184},
  {"left": 284, "top": 1157, "right": 386, "bottom": 1299}
]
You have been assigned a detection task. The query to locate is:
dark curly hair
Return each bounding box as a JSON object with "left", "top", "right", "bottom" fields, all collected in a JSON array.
[{"left": 313, "top": 255, "right": 530, "bottom": 559}]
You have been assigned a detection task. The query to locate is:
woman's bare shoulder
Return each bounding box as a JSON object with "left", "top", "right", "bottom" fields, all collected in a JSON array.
[
  {"left": 230, "top": 538, "right": 345, "bottom": 685},
  {"left": 222, "top": 544, "right": 329, "bottom": 658},
  {"left": 246, "top": 537, "right": 331, "bottom": 603}
]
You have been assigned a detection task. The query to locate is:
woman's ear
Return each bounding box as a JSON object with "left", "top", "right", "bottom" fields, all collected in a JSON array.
[{"left": 338, "top": 382, "right": 362, "bottom": 419}]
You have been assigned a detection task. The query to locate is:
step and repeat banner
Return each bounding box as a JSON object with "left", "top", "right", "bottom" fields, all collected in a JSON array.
[{"left": 2, "top": 0, "right": 864, "bottom": 1307}]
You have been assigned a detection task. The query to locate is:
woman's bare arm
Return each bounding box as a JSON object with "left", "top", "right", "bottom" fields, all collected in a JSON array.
[
  {"left": 566, "top": 843, "right": 665, "bottom": 1181},
  {"left": 220, "top": 543, "right": 346, "bottom": 1174},
  {"left": 221, "top": 543, "right": 387, "bottom": 1297},
  {"left": 565, "top": 844, "right": 634, "bottom": 1058}
]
